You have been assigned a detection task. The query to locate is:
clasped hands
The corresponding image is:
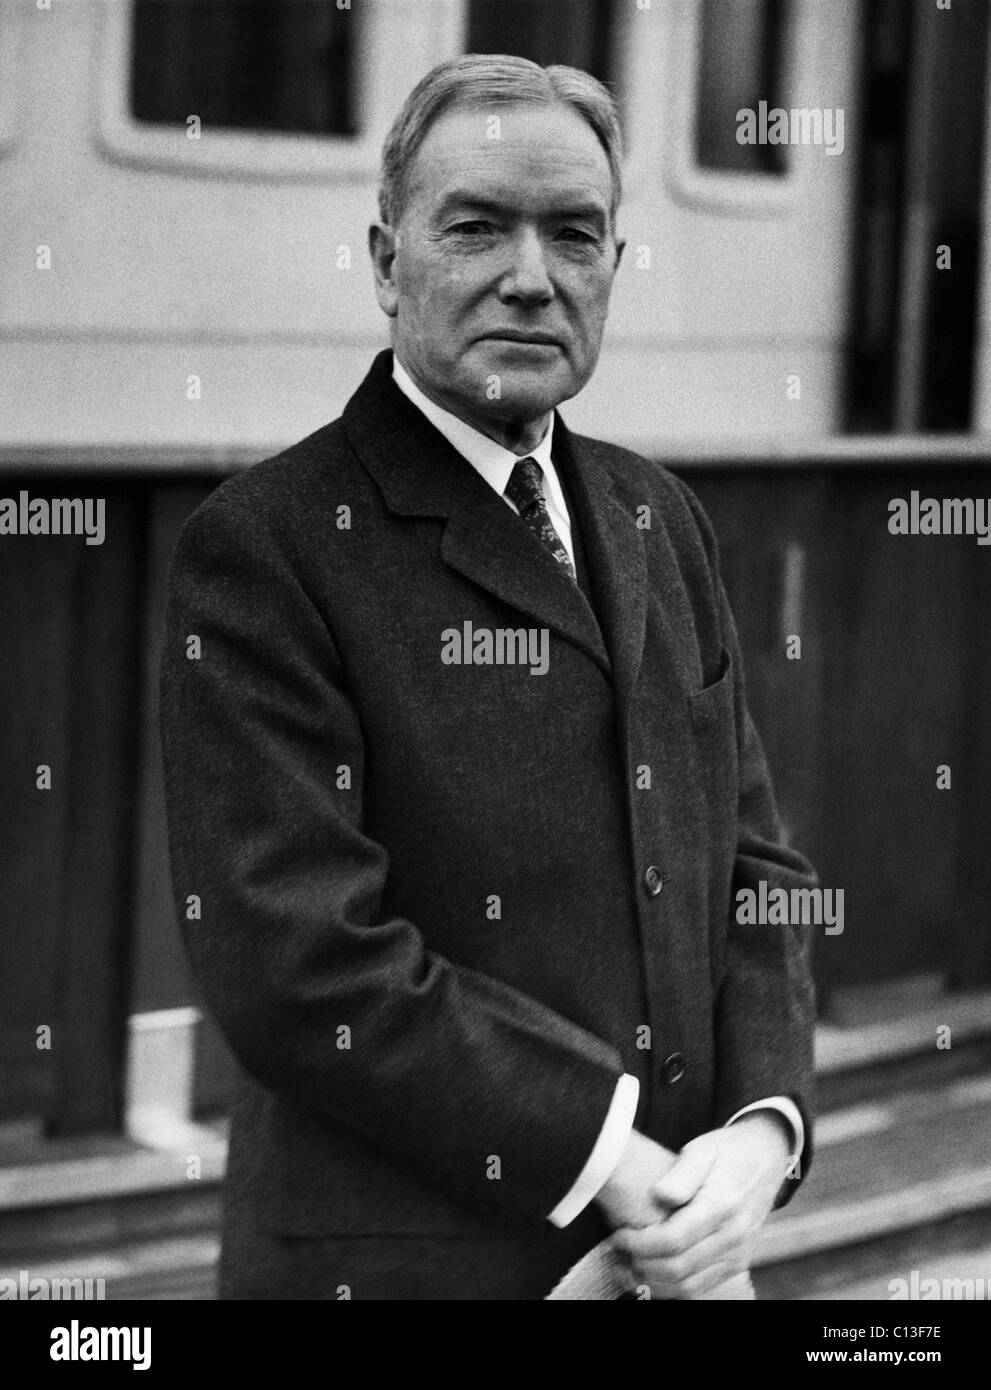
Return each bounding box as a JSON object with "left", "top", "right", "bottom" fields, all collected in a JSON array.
[{"left": 594, "top": 1115, "right": 792, "bottom": 1299}]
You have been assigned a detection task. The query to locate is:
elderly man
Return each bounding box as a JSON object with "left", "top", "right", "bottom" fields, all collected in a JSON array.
[{"left": 160, "top": 54, "right": 817, "bottom": 1301}]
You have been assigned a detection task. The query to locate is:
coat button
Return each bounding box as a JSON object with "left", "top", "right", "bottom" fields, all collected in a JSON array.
[
  {"left": 660, "top": 1052, "right": 686, "bottom": 1085},
  {"left": 644, "top": 865, "right": 664, "bottom": 897}
]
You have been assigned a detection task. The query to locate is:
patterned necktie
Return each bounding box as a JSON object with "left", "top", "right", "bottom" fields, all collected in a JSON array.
[{"left": 504, "top": 457, "right": 577, "bottom": 582}]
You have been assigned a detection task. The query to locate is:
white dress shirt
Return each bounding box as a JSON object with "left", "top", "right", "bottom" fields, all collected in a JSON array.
[
  {"left": 391, "top": 357, "right": 574, "bottom": 565},
  {"left": 391, "top": 354, "right": 805, "bottom": 1225}
]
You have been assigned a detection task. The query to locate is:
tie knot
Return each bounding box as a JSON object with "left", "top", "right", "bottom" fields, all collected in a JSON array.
[
  {"left": 502, "top": 454, "right": 577, "bottom": 583},
  {"left": 505, "top": 457, "right": 545, "bottom": 514}
]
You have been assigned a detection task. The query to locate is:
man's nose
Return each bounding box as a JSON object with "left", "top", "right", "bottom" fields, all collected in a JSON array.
[{"left": 499, "top": 229, "right": 555, "bottom": 305}]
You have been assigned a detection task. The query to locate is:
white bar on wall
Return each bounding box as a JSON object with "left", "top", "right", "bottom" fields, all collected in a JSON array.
[
  {"left": 125, "top": 1006, "right": 201, "bottom": 1149},
  {"left": 363, "top": 0, "right": 466, "bottom": 152}
]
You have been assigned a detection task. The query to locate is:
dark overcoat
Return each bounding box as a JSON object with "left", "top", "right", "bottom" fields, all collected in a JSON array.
[{"left": 159, "top": 350, "right": 817, "bottom": 1299}]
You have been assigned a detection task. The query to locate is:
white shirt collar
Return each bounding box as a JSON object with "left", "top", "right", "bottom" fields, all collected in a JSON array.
[{"left": 391, "top": 354, "right": 557, "bottom": 498}]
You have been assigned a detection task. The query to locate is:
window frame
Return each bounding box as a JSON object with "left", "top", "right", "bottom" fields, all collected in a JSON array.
[
  {"left": 95, "top": 0, "right": 463, "bottom": 184},
  {"left": 644, "top": 0, "right": 807, "bottom": 218}
]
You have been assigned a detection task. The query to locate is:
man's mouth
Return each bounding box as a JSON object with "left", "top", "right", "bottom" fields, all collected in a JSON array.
[{"left": 480, "top": 332, "right": 562, "bottom": 348}]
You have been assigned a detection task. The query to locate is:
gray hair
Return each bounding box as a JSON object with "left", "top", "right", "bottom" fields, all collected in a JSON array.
[{"left": 378, "top": 54, "right": 623, "bottom": 228}]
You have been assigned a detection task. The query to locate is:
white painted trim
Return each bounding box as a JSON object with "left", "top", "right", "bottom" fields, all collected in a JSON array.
[{"left": 2, "top": 433, "right": 991, "bottom": 476}]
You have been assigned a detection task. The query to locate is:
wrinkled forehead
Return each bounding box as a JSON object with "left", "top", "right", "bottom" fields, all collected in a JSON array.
[{"left": 404, "top": 102, "right": 615, "bottom": 221}]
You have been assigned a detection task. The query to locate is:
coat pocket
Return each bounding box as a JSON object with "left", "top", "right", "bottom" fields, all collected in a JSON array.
[
  {"left": 689, "top": 646, "right": 733, "bottom": 731},
  {"left": 688, "top": 645, "right": 739, "bottom": 831}
]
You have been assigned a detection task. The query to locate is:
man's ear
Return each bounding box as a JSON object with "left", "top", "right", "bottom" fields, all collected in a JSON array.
[
  {"left": 368, "top": 222, "right": 399, "bottom": 318},
  {"left": 613, "top": 236, "right": 626, "bottom": 273}
]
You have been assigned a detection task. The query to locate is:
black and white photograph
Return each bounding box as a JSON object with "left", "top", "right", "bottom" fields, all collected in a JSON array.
[{"left": 0, "top": 0, "right": 989, "bottom": 1348}]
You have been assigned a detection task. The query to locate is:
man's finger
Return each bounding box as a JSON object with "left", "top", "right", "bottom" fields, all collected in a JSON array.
[
  {"left": 612, "top": 1192, "right": 734, "bottom": 1259},
  {"left": 614, "top": 1220, "right": 746, "bottom": 1298},
  {"left": 624, "top": 1223, "right": 746, "bottom": 1292}
]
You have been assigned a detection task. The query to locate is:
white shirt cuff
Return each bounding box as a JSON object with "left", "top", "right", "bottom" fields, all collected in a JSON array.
[
  {"left": 724, "top": 1095, "right": 805, "bottom": 1167},
  {"left": 547, "top": 1074, "right": 640, "bottom": 1228}
]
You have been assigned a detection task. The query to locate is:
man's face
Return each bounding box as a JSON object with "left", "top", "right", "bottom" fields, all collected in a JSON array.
[{"left": 370, "top": 101, "right": 623, "bottom": 438}]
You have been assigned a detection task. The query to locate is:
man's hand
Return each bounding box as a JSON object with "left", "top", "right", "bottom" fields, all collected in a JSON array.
[
  {"left": 610, "top": 1112, "right": 791, "bottom": 1299},
  {"left": 593, "top": 1127, "right": 679, "bottom": 1230}
]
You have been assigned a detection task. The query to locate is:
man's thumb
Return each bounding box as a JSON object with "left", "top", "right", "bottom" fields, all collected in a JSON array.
[{"left": 651, "top": 1144, "right": 714, "bottom": 1210}]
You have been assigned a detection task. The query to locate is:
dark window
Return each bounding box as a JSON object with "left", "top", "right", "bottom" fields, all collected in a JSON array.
[
  {"left": 130, "top": 0, "right": 356, "bottom": 137},
  {"left": 696, "top": 0, "right": 788, "bottom": 175},
  {"left": 846, "top": 0, "right": 990, "bottom": 432},
  {"left": 466, "top": 0, "right": 615, "bottom": 87}
]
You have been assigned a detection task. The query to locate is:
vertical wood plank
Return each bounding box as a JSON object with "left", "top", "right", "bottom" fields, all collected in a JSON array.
[{"left": 51, "top": 482, "right": 146, "bottom": 1134}]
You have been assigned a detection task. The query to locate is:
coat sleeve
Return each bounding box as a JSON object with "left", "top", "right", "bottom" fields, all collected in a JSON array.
[
  {"left": 158, "top": 483, "right": 624, "bottom": 1229},
  {"left": 671, "top": 476, "right": 818, "bottom": 1206}
]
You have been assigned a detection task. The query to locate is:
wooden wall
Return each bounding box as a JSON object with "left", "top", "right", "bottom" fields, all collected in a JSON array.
[
  {"left": 2, "top": 456, "right": 989, "bottom": 1131},
  {"left": 0, "top": 479, "right": 146, "bottom": 1133},
  {"left": 688, "top": 464, "right": 991, "bottom": 1000}
]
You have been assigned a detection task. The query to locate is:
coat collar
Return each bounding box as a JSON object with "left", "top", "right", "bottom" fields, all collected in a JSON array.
[{"left": 342, "top": 350, "right": 659, "bottom": 710}]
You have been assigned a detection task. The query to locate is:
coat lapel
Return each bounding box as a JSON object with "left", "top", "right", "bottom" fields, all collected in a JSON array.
[
  {"left": 556, "top": 421, "right": 705, "bottom": 716},
  {"left": 342, "top": 352, "right": 610, "bottom": 675},
  {"left": 551, "top": 422, "right": 648, "bottom": 715}
]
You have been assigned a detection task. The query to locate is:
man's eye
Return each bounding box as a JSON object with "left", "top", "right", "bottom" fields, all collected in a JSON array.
[
  {"left": 558, "top": 227, "right": 596, "bottom": 242},
  {"left": 451, "top": 221, "right": 493, "bottom": 235}
]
